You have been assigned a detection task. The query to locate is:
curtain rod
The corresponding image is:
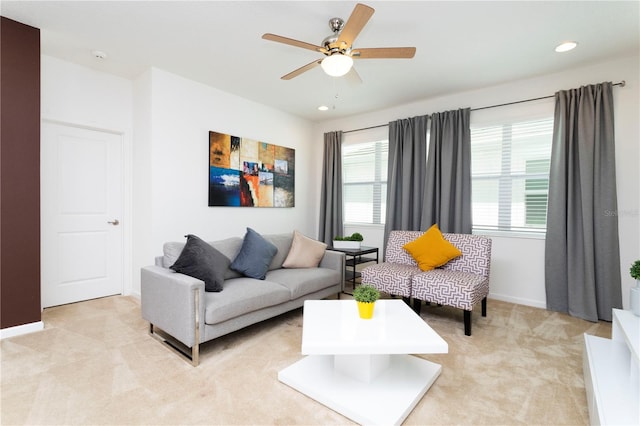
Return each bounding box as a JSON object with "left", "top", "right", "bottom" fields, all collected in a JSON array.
[{"left": 343, "top": 80, "right": 626, "bottom": 134}]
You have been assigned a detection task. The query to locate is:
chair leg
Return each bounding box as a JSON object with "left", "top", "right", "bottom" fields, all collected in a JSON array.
[
  {"left": 402, "top": 296, "right": 411, "bottom": 306},
  {"left": 481, "top": 297, "right": 487, "bottom": 317},
  {"left": 464, "top": 310, "right": 472, "bottom": 336},
  {"left": 412, "top": 298, "right": 422, "bottom": 314}
]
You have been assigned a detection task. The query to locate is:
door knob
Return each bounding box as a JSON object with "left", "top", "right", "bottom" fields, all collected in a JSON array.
[{"left": 107, "top": 219, "right": 120, "bottom": 226}]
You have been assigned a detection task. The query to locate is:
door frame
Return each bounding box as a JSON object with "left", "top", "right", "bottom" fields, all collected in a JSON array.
[{"left": 41, "top": 118, "right": 133, "bottom": 309}]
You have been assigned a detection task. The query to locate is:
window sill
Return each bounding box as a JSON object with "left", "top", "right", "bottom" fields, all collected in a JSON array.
[{"left": 343, "top": 223, "right": 385, "bottom": 229}]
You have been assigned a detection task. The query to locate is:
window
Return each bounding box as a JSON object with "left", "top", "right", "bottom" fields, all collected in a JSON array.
[
  {"left": 342, "top": 140, "right": 388, "bottom": 224},
  {"left": 471, "top": 118, "right": 553, "bottom": 235}
]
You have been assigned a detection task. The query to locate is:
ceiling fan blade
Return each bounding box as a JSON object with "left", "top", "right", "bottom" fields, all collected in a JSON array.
[
  {"left": 337, "top": 3, "right": 375, "bottom": 48},
  {"left": 262, "top": 33, "right": 325, "bottom": 53},
  {"left": 352, "top": 47, "right": 416, "bottom": 59},
  {"left": 281, "top": 59, "right": 322, "bottom": 80}
]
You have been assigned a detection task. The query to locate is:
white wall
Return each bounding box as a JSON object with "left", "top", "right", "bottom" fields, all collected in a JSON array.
[
  {"left": 41, "top": 53, "right": 639, "bottom": 309},
  {"left": 40, "top": 55, "right": 135, "bottom": 297},
  {"left": 314, "top": 55, "right": 640, "bottom": 310},
  {"left": 131, "top": 68, "right": 315, "bottom": 295},
  {"left": 42, "top": 59, "right": 316, "bottom": 298}
]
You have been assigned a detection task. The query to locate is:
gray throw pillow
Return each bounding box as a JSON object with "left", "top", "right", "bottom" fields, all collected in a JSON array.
[
  {"left": 170, "top": 234, "right": 228, "bottom": 292},
  {"left": 230, "top": 227, "right": 278, "bottom": 280}
]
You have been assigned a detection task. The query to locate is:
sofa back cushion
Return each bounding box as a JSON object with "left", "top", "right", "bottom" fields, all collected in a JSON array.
[
  {"left": 263, "top": 232, "right": 294, "bottom": 271},
  {"left": 162, "top": 233, "right": 298, "bottom": 280}
]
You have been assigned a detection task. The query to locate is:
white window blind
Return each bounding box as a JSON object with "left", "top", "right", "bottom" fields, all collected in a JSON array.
[
  {"left": 471, "top": 118, "right": 553, "bottom": 235},
  {"left": 342, "top": 140, "right": 388, "bottom": 224}
]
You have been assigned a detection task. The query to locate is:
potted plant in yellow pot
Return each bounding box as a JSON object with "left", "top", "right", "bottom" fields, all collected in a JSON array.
[{"left": 352, "top": 284, "right": 380, "bottom": 319}]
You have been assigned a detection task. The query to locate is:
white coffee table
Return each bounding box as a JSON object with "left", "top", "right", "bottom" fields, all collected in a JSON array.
[{"left": 278, "top": 299, "right": 448, "bottom": 425}]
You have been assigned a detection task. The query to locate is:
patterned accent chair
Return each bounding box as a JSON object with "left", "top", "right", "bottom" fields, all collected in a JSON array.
[
  {"left": 360, "top": 230, "right": 492, "bottom": 336},
  {"left": 359, "top": 231, "right": 423, "bottom": 298},
  {"left": 411, "top": 233, "right": 492, "bottom": 336}
]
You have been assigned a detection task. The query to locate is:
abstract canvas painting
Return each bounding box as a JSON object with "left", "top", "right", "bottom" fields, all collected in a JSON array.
[{"left": 208, "top": 131, "right": 295, "bottom": 207}]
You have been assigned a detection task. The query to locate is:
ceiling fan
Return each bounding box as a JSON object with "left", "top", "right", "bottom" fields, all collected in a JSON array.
[{"left": 262, "top": 3, "right": 416, "bottom": 81}]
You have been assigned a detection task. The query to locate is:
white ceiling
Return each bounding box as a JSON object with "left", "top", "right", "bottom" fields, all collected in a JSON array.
[{"left": 1, "top": 1, "right": 638, "bottom": 121}]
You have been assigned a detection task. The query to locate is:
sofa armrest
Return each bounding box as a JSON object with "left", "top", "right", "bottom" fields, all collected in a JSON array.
[
  {"left": 140, "top": 265, "right": 205, "bottom": 348},
  {"left": 320, "top": 249, "right": 345, "bottom": 291}
]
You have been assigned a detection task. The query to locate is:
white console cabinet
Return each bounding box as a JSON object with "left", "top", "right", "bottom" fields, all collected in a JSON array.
[{"left": 583, "top": 309, "right": 640, "bottom": 425}]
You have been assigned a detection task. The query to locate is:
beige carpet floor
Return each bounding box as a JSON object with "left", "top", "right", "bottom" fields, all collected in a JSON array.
[{"left": 1, "top": 294, "right": 611, "bottom": 425}]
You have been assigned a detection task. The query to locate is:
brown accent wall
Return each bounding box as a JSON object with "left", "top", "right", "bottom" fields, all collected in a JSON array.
[{"left": 0, "top": 16, "right": 42, "bottom": 329}]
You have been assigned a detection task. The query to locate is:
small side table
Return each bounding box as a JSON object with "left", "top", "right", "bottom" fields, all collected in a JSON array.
[{"left": 329, "top": 246, "right": 379, "bottom": 294}]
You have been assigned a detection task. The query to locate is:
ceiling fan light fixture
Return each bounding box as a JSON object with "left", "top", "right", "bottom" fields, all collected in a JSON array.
[{"left": 321, "top": 54, "right": 353, "bottom": 77}]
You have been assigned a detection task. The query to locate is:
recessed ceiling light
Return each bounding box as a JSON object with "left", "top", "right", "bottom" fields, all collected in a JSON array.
[
  {"left": 91, "top": 50, "right": 108, "bottom": 59},
  {"left": 318, "top": 105, "right": 329, "bottom": 111},
  {"left": 555, "top": 41, "right": 577, "bottom": 53}
]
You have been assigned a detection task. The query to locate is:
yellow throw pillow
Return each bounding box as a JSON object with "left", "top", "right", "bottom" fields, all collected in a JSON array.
[{"left": 403, "top": 224, "right": 462, "bottom": 271}]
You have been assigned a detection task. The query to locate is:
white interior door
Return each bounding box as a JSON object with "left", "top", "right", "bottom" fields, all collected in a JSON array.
[{"left": 42, "top": 122, "right": 123, "bottom": 308}]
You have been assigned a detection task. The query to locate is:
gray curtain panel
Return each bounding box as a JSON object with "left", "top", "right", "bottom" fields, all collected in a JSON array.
[
  {"left": 383, "top": 115, "right": 428, "bottom": 252},
  {"left": 420, "top": 108, "right": 472, "bottom": 234},
  {"left": 545, "top": 82, "right": 622, "bottom": 322},
  {"left": 318, "top": 131, "right": 344, "bottom": 245}
]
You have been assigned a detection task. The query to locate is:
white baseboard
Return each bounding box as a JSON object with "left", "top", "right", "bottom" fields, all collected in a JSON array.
[
  {"left": 0, "top": 321, "right": 45, "bottom": 340},
  {"left": 488, "top": 293, "right": 547, "bottom": 310}
]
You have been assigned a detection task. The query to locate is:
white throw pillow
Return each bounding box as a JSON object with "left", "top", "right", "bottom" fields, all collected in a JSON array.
[{"left": 282, "top": 230, "right": 327, "bottom": 268}]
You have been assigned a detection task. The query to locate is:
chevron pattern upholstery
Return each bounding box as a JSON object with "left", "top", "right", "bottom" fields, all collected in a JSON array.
[
  {"left": 439, "top": 233, "right": 492, "bottom": 276},
  {"left": 411, "top": 232, "right": 492, "bottom": 335},
  {"left": 359, "top": 231, "right": 424, "bottom": 298},
  {"left": 359, "top": 262, "right": 420, "bottom": 298},
  {"left": 411, "top": 270, "right": 489, "bottom": 311},
  {"left": 360, "top": 230, "right": 492, "bottom": 336}
]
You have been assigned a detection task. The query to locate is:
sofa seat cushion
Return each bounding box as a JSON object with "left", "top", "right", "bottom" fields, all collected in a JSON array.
[
  {"left": 203, "top": 278, "right": 290, "bottom": 325},
  {"left": 265, "top": 268, "right": 340, "bottom": 300},
  {"left": 411, "top": 269, "right": 489, "bottom": 311},
  {"left": 360, "top": 262, "right": 421, "bottom": 298}
]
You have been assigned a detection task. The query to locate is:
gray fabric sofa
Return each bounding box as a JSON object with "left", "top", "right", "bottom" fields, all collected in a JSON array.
[{"left": 141, "top": 232, "right": 344, "bottom": 366}]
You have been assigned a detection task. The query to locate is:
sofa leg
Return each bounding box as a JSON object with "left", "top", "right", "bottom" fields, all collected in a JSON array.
[
  {"left": 481, "top": 297, "right": 487, "bottom": 317},
  {"left": 192, "top": 288, "right": 200, "bottom": 366},
  {"left": 402, "top": 296, "right": 411, "bottom": 306},
  {"left": 148, "top": 322, "right": 201, "bottom": 366},
  {"left": 464, "top": 310, "right": 472, "bottom": 336},
  {"left": 191, "top": 343, "right": 199, "bottom": 367},
  {"left": 412, "top": 298, "right": 422, "bottom": 314}
]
